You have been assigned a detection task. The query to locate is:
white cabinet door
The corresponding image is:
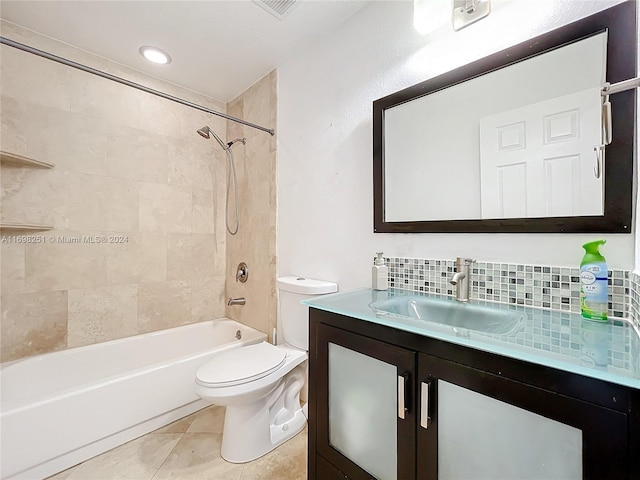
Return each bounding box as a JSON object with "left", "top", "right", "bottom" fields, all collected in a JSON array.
[{"left": 479, "top": 88, "right": 603, "bottom": 219}]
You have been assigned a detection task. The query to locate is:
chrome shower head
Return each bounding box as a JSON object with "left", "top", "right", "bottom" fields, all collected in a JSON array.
[
  {"left": 196, "top": 126, "right": 210, "bottom": 139},
  {"left": 196, "top": 125, "right": 228, "bottom": 150}
]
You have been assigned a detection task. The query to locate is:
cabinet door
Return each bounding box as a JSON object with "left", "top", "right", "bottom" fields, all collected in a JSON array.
[
  {"left": 417, "top": 353, "right": 628, "bottom": 480},
  {"left": 316, "top": 323, "right": 416, "bottom": 480}
]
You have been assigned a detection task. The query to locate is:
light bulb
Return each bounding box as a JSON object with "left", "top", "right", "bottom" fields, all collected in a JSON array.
[{"left": 139, "top": 46, "right": 172, "bottom": 65}]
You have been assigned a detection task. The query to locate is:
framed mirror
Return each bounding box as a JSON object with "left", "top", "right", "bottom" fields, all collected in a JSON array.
[{"left": 373, "top": 1, "right": 636, "bottom": 233}]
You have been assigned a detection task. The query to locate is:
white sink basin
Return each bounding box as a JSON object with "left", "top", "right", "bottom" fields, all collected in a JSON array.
[{"left": 369, "top": 295, "right": 524, "bottom": 335}]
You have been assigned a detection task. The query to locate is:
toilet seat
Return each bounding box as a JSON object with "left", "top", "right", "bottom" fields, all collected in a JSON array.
[{"left": 196, "top": 342, "right": 286, "bottom": 388}]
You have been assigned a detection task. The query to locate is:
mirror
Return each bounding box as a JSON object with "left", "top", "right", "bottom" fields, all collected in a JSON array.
[{"left": 373, "top": 1, "right": 636, "bottom": 233}]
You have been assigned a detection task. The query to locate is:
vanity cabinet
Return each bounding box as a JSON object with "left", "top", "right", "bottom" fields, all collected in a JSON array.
[
  {"left": 314, "top": 321, "right": 416, "bottom": 480},
  {"left": 308, "top": 308, "right": 639, "bottom": 480}
]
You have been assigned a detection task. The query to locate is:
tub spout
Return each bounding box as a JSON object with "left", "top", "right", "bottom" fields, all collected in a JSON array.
[{"left": 228, "top": 297, "right": 246, "bottom": 306}]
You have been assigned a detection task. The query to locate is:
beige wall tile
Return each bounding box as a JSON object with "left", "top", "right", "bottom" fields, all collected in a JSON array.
[
  {"left": 168, "top": 140, "right": 215, "bottom": 191},
  {"left": 1, "top": 167, "right": 69, "bottom": 229},
  {"left": 25, "top": 234, "right": 108, "bottom": 291},
  {"left": 0, "top": 290, "right": 68, "bottom": 362},
  {"left": 106, "top": 232, "right": 167, "bottom": 285},
  {"left": 1, "top": 242, "right": 25, "bottom": 294},
  {"left": 69, "top": 71, "right": 143, "bottom": 130},
  {"left": 241, "top": 72, "right": 276, "bottom": 129},
  {"left": 139, "top": 182, "right": 192, "bottom": 233},
  {"left": 67, "top": 284, "right": 138, "bottom": 347},
  {"left": 0, "top": 22, "right": 229, "bottom": 362},
  {"left": 138, "top": 280, "right": 192, "bottom": 333},
  {"left": 225, "top": 71, "right": 277, "bottom": 340},
  {"left": 0, "top": 95, "right": 27, "bottom": 154},
  {"left": 2, "top": 100, "right": 73, "bottom": 169},
  {"left": 191, "top": 276, "right": 226, "bottom": 323},
  {"left": 106, "top": 127, "right": 170, "bottom": 184},
  {"left": 192, "top": 189, "right": 215, "bottom": 234},
  {"left": 167, "top": 233, "right": 217, "bottom": 282},
  {"left": 0, "top": 45, "right": 72, "bottom": 111},
  {"left": 138, "top": 94, "right": 186, "bottom": 139},
  {"left": 57, "top": 113, "right": 109, "bottom": 175},
  {"left": 68, "top": 173, "right": 138, "bottom": 231}
]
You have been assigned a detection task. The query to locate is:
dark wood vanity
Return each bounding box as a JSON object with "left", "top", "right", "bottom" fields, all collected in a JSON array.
[{"left": 307, "top": 305, "right": 640, "bottom": 480}]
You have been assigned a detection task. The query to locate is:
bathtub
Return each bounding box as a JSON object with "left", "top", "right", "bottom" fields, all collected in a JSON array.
[{"left": 0, "top": 318, "right": 266, "bottom": 480}]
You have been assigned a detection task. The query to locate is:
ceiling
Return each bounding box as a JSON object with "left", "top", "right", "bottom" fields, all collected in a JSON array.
[{"left": 0, "top": 0, "right": 370, "bottom": 102}]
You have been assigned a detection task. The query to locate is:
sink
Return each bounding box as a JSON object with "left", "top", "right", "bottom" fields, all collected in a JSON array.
[{"left": 369, "top": 295, "right": 524, "bottom": 336}]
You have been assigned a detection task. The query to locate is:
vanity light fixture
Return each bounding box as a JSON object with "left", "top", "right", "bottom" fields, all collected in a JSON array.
[
  {"left": 138, "top": 45, "right": 172, "bottom": 65},
  {"left": 413, "top": 0, "right": 491, "bottom": 34}
]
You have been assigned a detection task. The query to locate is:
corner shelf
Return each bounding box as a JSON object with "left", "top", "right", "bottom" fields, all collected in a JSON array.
[
  {"left": 0, "top": 223, "right": 53, "bottom": 231},
  {"left": 1, "top": 151, "right": 54, "bottom": 169}
]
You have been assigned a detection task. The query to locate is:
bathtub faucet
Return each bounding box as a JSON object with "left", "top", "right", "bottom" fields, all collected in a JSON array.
[{"left": 228, "top": 297, "right": 246, "bottom": 306}]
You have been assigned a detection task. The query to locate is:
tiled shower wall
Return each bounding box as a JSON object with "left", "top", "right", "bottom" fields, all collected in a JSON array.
[
  {"left": 387, "top": 257, "right": 634, "bottom": 324},
  {"left": 224, "top": 71, "right": 278, "bottom": 342},
  {"left": 0, "top": 21, "right": 228, "bottom": 362}
]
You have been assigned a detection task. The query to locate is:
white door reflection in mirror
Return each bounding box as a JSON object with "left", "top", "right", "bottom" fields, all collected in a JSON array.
[
  {"left": 479, "top": 88, "right": 603, "bottom": 219},
  {"left": 382, "top": 32, "right": 607, "bottom": 223}
]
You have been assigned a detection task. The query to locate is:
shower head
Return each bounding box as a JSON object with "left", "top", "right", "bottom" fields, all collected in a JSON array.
[
  {"left": 196, "top": 125, "right": 228, "bottom": 150},
  {"left": 196, "top": 126, "right": 210, "bottom": 139}
]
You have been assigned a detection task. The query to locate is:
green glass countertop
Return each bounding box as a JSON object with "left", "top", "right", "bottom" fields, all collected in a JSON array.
[{"left": 303, "top": 288, "right": 640, "bottom": 390}]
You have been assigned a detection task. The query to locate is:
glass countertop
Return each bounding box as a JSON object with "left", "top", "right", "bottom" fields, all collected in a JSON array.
[{"left": 303, "top": 288, "right": 640, "bottom": 390}]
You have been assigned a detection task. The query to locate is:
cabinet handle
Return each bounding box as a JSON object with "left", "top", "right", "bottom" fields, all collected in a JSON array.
[
  {"left": 397, "top": 374, "right": 409, "bottom": 419},
  {"left": 420, "top": 381, "right": 431, "bottom": 429}
]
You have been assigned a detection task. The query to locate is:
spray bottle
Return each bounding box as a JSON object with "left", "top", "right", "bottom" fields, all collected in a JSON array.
[{"left": 580, "top": 240, "right": 608, "bottom": 321}]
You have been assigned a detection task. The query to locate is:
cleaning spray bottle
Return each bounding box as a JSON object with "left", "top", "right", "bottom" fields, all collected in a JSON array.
[
  {"left": 580, "top": 240, "right": 608, "bottom": 321},
  {"left": 372, "top": 252, "right": 388, "bottom": 291}
]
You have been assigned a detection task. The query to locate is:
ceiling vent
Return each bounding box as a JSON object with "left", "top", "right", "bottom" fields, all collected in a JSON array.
[{"left": 252, "top": 0, "right": 300, "bottom": 20}]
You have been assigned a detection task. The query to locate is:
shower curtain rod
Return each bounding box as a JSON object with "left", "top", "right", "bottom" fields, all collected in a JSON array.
[{"left": 0, "top": 36, "right": 275, "bottom": 136}]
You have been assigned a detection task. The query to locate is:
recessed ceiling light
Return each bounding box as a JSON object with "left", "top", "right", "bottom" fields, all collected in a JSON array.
[{"left": 139, "top": 46, "right": 172, "bottom": 65}]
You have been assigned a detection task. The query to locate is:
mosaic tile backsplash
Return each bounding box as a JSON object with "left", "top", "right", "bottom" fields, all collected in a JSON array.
[
  {"left": 383, "top": 257, "right": 640, "bottom": 375},
  {"left": 628, "top": 272, "right": 640, "bottom": 330},
  {"left": 386, "top": 257, "right": 632, "bottom": 321}
]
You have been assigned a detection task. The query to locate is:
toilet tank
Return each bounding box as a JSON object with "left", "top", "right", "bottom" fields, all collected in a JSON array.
[{"left": 277, "top": 276, "right": 338, "bottom": 350}]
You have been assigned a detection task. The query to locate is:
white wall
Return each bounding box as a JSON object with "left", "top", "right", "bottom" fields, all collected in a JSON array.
[{"left": 277, "top": 0, "right": 635, "bottom": 292}]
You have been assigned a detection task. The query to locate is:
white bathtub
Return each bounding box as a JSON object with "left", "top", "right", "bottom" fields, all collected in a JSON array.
[{"left": 0, "top": 318, "right": 266, "bottom": 480}]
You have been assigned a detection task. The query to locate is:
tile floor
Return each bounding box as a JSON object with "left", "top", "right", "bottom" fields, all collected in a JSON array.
[{"left": 47, "top": 405, "right": 307, "bottom": 480}]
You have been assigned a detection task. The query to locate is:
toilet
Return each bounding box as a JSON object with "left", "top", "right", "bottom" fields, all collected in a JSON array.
[{"left": 194, "top": 275, "right": 338, "bottom": 463}]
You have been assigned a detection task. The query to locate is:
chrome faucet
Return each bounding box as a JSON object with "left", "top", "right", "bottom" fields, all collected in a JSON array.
[
  {"left": 228, "top": 297, "right": 246, "bottom": 306},
  {"left": 450, "top": 257, "right": 475, "bottom": 302}
]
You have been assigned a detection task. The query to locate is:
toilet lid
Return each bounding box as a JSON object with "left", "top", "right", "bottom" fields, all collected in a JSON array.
[{"left": 196, "top": 342, "right": 287, "bottom": 387}]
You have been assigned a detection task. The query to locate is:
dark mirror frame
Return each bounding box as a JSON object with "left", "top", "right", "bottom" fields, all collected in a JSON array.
[{"left": 373, "top": 1, "right": 636, "bottom": 234}]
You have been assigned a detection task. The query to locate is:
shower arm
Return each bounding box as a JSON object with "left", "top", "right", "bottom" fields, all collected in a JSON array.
[
  {"left": 227, "top": 138, "right": 247, "bottom": 147},
  {"left": 207, "top": 127, "right": 229, "bottom": 150}
]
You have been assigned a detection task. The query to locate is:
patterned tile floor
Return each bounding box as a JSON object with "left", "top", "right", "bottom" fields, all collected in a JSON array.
[{"left": 47, "top": 405, "right": 307, "bottom": 480}]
